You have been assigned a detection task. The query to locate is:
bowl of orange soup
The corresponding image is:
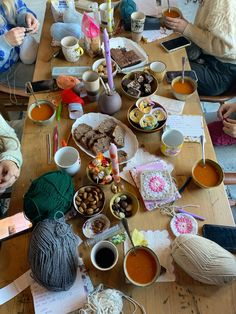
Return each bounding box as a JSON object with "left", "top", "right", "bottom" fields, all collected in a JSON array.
[
  {"left": 171, "top": 76, "right": 197, "bottom": 101},
  {"left": 28, "top": 100, "right": 56, "bottom": 126},
  {"left": 192, "top": 159, "right": 224, "bottom": 189},
  {"left": 124, "top": 246, "right": 161, "bottom": 287},
  {"left": 163, "top": 6, "right": 181, "bottom": 19}
]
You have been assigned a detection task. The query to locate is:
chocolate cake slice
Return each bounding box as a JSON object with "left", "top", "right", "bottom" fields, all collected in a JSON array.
[{"left": 110, "top": 48, "right": 142, "bottom": 69}]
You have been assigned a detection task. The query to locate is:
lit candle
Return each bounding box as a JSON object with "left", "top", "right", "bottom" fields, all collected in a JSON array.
[
  {"left": 109, "top": 143, "right": 120, "bottom": 183},
  {"left": 103, "top": 28, "right": 114, "bottom": 91},
  {"left": 106, "top": 0, "right": 113, "bottom": 34}
]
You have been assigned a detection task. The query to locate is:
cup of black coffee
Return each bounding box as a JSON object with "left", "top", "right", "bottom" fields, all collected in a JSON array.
[{"left": 90, "top": 240, "right": 118, "bottom": 271}]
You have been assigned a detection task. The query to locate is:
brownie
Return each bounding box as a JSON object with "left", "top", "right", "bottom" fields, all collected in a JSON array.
[
  {"left": 91, "top": 136, "right": 111, "bottom": 155},
  {"left": 144, "top": 83, "right": 152, "bottom": 94},
  {"left": 125, "top": 50, "right": 142, "bottom": 66},
  {"left": 112, "top": 125, "right": 125, "bottom": 148},
  {"left": 144, "top": 73, "right": 154, "bottom": 84},
  {"left": 74, "top": 123, "right": 92, "bottom": 141},
  {"left": 127, "top": 80, "right": 141, "bottom": 90},
  {"left": 110, "top": 48, "right": 142, "bottom": 69},
  {"left": 127, "top": 87, "right": 141, "bottom": 98}
]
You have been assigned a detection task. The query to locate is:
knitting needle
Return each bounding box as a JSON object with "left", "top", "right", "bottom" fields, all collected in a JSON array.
[
  {"left": 46, "top": 133, "right": 51, "bottom": 164},
  {"left": 99, "top": 77, "right": 109, "bottom": 94}
]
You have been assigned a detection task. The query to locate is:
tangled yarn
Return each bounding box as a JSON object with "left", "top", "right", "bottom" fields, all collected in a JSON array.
[
  {"left": 79, "top": 284, "right": 146, "bottom": 314},
  {"left": 24, "top": 171, "right": 74, "bottom": 225},
  {"left": 29, "top": 215, "right": 79, "bottom": 291}
]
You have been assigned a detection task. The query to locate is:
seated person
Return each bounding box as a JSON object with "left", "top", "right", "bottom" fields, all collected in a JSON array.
[
  {"left": 207, "top": 102, "right": 236, "bottom": 146},
  {"left": 0, "top": 0, "right": 39, "bottom": 91},
  {"left": 164, "top": 0, "right": 236, "bottom": 96},
  {"left": 0, "top": 114, "right": 22, "bottom": 215}
]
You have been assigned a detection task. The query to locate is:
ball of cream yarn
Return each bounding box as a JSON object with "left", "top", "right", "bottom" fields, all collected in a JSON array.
[{"left": 171, "top": 234, "right": 236, "bottom": 285}]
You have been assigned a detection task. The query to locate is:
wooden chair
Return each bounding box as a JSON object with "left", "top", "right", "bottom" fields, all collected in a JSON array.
[
  {"left": 0, "top": 84, "right": 29, "bottom": 120},
  {"left": 199, "top": 79, "right": 236, "bottom": 106}
]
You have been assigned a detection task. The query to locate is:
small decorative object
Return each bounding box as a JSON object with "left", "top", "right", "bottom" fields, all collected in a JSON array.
[
  {"left": 97, "top": 90, "right": 122, "bottom": 115},
  {"left": 87, "top": 152, "right": 113, "bottom": 185},
  {"left": 82, "top": 13, "right": 101, "bottom": 58},
  {"left": 172, "top": 234, "right": 236, "bottom": 285},
  {"left": 170, "top": 213, "right": 198, "bottom": 237}
]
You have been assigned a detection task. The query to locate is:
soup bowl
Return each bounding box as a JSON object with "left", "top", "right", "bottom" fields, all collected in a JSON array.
[
  {"left": 192, "top": 158, "right": 224, "bottom": 189},
  {"left": 28, "top": 100, "right": 56, "bottom": 126},
  {"left": 171, "top": 76, "right": 197, "bottom": 101},
  {"left": 124, "top": 246, "right": 161, "bottom": 287}
]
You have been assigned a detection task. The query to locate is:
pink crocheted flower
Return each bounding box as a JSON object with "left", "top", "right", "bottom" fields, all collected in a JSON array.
[
  {"left": 148, "top": 175, "right": 165, "bottom": 193},
  {"left": 175, "top": 216, "right": 193, "bottom": 234}
]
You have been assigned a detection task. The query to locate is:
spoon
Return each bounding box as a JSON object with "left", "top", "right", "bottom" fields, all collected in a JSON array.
[
  {"left": 167, "top": 0, "right": 170, "bottom": 12},
  {"left": 121, "top": 218, "right": 136, "bottom": 253},
  {"left": 200, "top": 135, "right": 206, "bottom": 166},
  {"left": 181, "top": 56, "right": 186, "bottom": 84},
  {"left": 26, "top": 81, "right": 41, "bottom": 108}
]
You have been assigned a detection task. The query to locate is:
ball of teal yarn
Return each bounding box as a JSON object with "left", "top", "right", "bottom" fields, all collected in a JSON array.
[
  {"left": 119, "top": 0, "right": 136, "bottom": 31},
  {"left": 24, "top": 171, "right": 74, "bottom": 225},
  {"left": 29, "top": 216, "right": 79, "bottom": 291}
]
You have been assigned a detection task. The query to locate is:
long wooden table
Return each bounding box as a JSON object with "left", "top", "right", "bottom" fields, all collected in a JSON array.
[{"left": 1, "top": 4, "right": 236, "bottom": 314}]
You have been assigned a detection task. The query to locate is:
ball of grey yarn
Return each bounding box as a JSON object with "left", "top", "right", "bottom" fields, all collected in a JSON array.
[
  {"left": 171, "top": 234, "right": 236, "bottom": 285},
  {"left": 29, "top": 217, "right": 79, "bottom": 291}
]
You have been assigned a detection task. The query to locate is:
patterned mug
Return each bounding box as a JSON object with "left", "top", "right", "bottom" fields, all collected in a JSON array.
[
  {"left": 161, "top": 129, "right": 184, "bottom": 157},
  {"left": 61, "top": 36, "right": 84, "bottom": 63}
]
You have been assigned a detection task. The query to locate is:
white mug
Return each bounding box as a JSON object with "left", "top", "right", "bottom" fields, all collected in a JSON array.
[
  {"left": 54, "top": 146, "right": 81, "bottom": 176},
  {"left": 149, "top": 61, "right": 167, "bottom": 83},
  {"left": 131, "top": 12, "right": 146, "bottom": 42},
  {"left": 90, "top": 240, "right": 118, "bottom": 271},
  {"left": 61, "top": 36, "right": 84, "bottom": 62}
]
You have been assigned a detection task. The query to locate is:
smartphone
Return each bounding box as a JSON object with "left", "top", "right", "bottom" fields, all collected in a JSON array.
[
  {"left": 0, "top": 212, "right": 32, "bottom": 241},
  {"left": 160, "top": 36, "right": 191, "bottom": 53},
  {"left": 202, "top": 224, "right": 236, "bottom": 253},
  {"left": 25, "top": 79, "right": 58, "bottom": 94},
  {"left": 166, "top": 70, "right": 198, "bottom": 83}
]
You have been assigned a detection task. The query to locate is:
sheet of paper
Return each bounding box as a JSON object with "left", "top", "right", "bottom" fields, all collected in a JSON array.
[
  {"left": 165, "top": 115, "right": 205, "bottom": 142},
  {"left": 151, "top": 95, "right": 185, "bottom": 115},
  {"left": 143, "top": 28, "right": 173, "bottom": 43},
  {"left": 31, "top": 267, "right": 89, "bottom": 314}
]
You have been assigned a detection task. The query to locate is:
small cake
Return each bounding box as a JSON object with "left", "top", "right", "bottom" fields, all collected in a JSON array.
[
  {"left": 129, "top": 108, "right": 144, "bottom": 123},
  {"left": 139, "top": 114, "right": 158, "bottom": 130}
]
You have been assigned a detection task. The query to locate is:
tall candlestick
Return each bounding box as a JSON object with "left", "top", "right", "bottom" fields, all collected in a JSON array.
[
  {"left": 103, "top": 28, "right": 114, "bottom": 91},
  {"left": 106, "top": 0, "right": 113, "bottom": 34},
  {"left": 109, "top": 143, "right": 120, "bottom": 183}
]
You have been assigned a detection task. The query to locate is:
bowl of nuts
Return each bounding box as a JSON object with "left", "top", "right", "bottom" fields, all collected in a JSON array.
[
  {"left": 73, "top": 185, "right": 105, "bottom": 217},
  {"left": 110, "top": 191, "right": 139, "bottom": 219},
  {"left": 92, "top": 58, "right": 118, "bottom": 79},
  {"left": 82, "top": 214, "right": 110, "bottom": 238}
]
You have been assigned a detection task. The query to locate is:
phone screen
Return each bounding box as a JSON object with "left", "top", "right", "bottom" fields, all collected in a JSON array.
[
  {"left": 0, "top": 212, "right": 32, "bottom": 241},
  {"left": 161, "top": 36, "right": 191, "bottom": 52},
  {"left": 25, "top": 79, "right": 58, "bottom": 94}
]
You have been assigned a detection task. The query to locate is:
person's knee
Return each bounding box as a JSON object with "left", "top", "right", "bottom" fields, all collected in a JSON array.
[{"left": 20, "top": 36, "right": 39, "bottom": 65}]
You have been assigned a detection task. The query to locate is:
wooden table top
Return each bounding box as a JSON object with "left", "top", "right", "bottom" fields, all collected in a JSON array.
[{"left": 0, "top": 4, "right": 236, "bottom": 314}]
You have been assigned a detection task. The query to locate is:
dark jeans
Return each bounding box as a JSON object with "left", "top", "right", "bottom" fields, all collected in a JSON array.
[{"left": 186, "top": 44, "right": 236, "bottom": 96}]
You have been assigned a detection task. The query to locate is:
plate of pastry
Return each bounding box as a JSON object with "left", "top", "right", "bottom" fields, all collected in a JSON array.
[{"left": 72, "top": 113, "right": 139, "bottom": 163}]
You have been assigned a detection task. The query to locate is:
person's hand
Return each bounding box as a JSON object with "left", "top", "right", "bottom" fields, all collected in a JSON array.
[
  {"left": 4, "top": 27, "right": 25, "bottom": 46},
  {"left": 218, "top": 102, "right": 236, "bottom": 120},
  {"left": 222, "top": 118, "right": 236, "bottom": 138},
  {"left": 0, "top": 161, "right": 20, "bottom": 194},
  {"left": 25, "top": 13, "right": 39, "bottom": 33},
  {"left": 164, "top": 17, "right": 189, "bottom": 33}
]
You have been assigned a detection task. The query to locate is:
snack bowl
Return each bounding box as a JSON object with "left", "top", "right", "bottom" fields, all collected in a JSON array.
[
  {"left": 192, "top": 158, "right": 224, "bottom": 189},
  {"left": 121, "top": 71, "right": 158, "bottom": 100},
  {"left": 82, "top": 214, "right": 110, "bottom": 238},
  {"left": 110, "top": 191, "right": 139, "bottom": 219},
  {"left": 171, "top": 76, "right": 197, "bottom": 101},
  {"left": 86, "top": 153, "right": 113, "bottom": 186},
  {"left": 124, "top": 246, "right": 161, "bottom": 287},
  {"left": 28, "top": 100, "right": 56, "bottom": 126},
  {"left": 92, "top": 58, "right": 118, "bottom": 79},
  {"left": 73, "top": 185, "right": 105, "bottom": 217},
  {"left": 127, "top": 102, "right": 167, "bottom": 133}
]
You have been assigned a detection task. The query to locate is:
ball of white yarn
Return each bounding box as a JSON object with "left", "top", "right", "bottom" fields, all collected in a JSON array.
[{"left": 171, "top": 234, "right": 236, "bottom": 285}]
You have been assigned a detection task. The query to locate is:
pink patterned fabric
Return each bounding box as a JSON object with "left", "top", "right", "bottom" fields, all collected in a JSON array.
[{"left": 208, "top": 120, "right": 236, "bottom": 146}]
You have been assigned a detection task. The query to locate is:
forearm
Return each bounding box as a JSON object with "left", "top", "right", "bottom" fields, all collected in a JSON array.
[
  {"left": 0, "top": 34, "right": 15, "bottom": 72},
  {"left": 16, "top": 1, "right": 37, "bottom": 27},
  {"left": 183, "top": 23, "right": 235, "bottom": 58}
]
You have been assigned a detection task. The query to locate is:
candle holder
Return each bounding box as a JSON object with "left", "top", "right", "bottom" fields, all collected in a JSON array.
[
  {"left": 97, "top": 90, "right": 122, "bottom": 115},
  {"left": 111, "top": 178, "right": 125, "bottom": 194}
]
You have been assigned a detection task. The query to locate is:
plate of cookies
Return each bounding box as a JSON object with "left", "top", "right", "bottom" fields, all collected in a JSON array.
[
  {"left": 72, "top": 113, "right": 139, "bottom": 163},
  {"left": 127, "top": 97, "right": 167, "bottom": 133}
]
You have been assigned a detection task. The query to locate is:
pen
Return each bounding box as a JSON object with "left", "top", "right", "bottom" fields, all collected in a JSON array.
[
  {"left": 176, "top": 208, "right": 206, "bottom": 221},
  {"left": 178, "top": 176, "right": 192, "bottom": 194},
  {"left": 56, "top": 102, "right": 62, "bottom": 121}
]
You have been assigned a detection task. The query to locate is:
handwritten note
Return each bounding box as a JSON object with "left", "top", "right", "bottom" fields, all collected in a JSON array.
[
  {"left": 165, "top": 115, "right": 205, "bottom": 142},
  {"left": 151, "top": 95, "right": 185, "bottom": 115}
]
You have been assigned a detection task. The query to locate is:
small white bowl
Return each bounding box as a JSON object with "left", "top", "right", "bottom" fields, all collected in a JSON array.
[
  {"left": 82, "top": 214, "right": 110, "bottom": 238},
  {"left": 92, "top": 58, "right": 118, "bottom": 79}
]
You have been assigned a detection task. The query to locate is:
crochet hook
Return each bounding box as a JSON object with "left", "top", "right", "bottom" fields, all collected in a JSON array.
[
  {"left": 53, "top": 126, "right": 58, "bottom": 155},
  {"left": 175, "top": 208, "right": 206, "bottom": 221}
]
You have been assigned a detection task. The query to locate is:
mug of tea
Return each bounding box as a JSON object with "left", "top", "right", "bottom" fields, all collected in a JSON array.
[
  {"left": 90, "top": 240, "right": 118, "bottom": 271},
  {"left": 161, "top": 128, "right": 184, "bottom": 157},
  {"left": 61, "top": 36, "right": 84, "bottom": 62},
  {"left": 162, "top": 7, "right": 182, "bottom": 29}
]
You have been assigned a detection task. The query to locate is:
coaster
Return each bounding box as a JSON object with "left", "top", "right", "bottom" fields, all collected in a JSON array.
[
  {"left": 170, "top": 213, "right": 198, "bottom": 237},
  {"left": 140, "top": 170, "right": 173, "bottom": 201}
]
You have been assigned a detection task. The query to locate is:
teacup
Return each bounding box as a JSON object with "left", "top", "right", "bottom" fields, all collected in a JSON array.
[
  {"left": 54, "top": 146, "right": 81, "bottom": 176},
  {"left": 162, "top": 7, "right": 182, "bottom": 29},
  {"left": 61, "top": 36, "right": 84, "bottom": 62},
  {"left": 149, "top": 61, "right": 167, "bottom": 83},
  {"left": 161, "top": 128, "right": 184, "bottom": 156},
  {"left": 90, "top": 240, "right": 118, "bottom": 271}
]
